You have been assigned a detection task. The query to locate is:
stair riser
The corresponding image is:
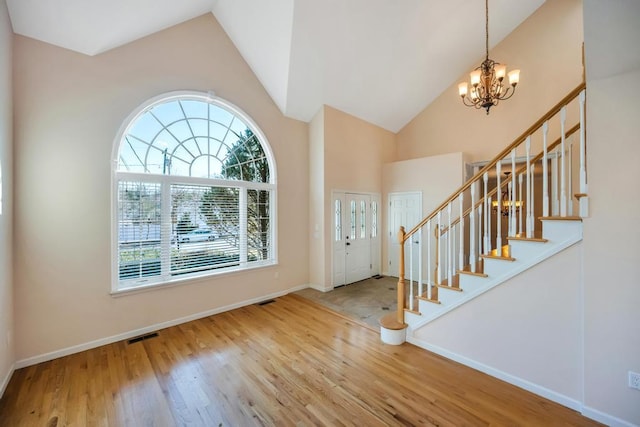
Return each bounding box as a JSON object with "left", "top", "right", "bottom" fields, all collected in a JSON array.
[
  {"left": 417, "top": 299, "right": 446, "bottom": 317},
  {"left": 482, "top": 258, "right": 518, "bottom": 277},
  {"left": 508, "top": 241, "right": 547, "bottom": 260},
  {"left": 542, "top": 220, "right": 582, "bottom": 241},
  {"left": 437, "top": 287, "right": 465, "bottom": 305},
  {"left": 404, "top": 310, "right": 422, "bottom": 324},
  {"left": 458, "top": 274, "right": 489, "bottom": 289}
]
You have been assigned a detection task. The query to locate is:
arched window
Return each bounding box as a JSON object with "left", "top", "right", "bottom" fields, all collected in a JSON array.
[{"left": 112, "top": 92, "right": 276, "bottom": 292}]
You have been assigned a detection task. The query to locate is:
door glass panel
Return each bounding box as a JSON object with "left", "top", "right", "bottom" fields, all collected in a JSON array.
[
  {"left": 350, "top": 200, "right": 356, "bottom": 239},
  {"left": 335, "top": 199, "right": 342, "bottom": 242},
  {"left": 371, "top": 201, "right": 378, "bottom": 238},
  {"left": 360, "top": 200, "right": 366, "bottom": 239}
]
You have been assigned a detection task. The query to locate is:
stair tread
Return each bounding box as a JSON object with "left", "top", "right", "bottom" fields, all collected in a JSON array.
[
  {"left": 437, "top": 275, "right": 463, "bottom": 291},
  {"left": 417, "top": 284, "right": 441, "bottom": 304},
  {"left": 507, "top": 234, "right": 548, "bottom": 243},
  {"left": 417, "top": 295, "right": 441, "bottom": 305},
  {"left": 458, "top": 269, "right": 488, "bottom": 277},
  {"left": 480, "top": 246, "right": 515, "bottom": 261},
  {"left": 458, "top": 260, "right": 487, "bottom": 277},
  {"left": 439, "top": 274, "right": 459, "bottom": 286},
  {"left": 539, "top": 216, "right": 583, "bottom": 221},
  {"left": 481, "top": 254, "right": 516, "bottom": 261}
]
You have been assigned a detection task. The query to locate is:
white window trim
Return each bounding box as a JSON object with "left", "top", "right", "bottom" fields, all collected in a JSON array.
[{"left": 110, "top": 91, "right": 278, "bottom": 295}]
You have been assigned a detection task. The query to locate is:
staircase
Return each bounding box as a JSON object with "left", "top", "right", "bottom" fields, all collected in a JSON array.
[{"left": 380, "top": 83, "right": 588, "bottom": 345}]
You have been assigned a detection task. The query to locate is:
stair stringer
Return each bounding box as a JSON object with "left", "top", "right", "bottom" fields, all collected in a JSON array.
[{"left": 407, "top": 222, "right": 583, "bottom": 330}]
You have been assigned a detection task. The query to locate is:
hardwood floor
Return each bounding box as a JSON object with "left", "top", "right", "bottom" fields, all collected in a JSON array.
[{"left": 0, "top": 294, "right": 601, "bottom": 426}]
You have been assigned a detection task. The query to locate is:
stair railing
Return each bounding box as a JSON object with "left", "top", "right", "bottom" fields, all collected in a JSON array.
[{"left": 395, "top": 83, "right": 587, "bottom": 323}]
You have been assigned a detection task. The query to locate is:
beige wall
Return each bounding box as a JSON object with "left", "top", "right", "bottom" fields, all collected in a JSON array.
[
  {"left": 323, "top": 106, "right": 396, "bottom": 194},
  {"left": 0, "top": 0, "right": 14, "bottom": 395},
  {"left": 12, "top": 14, "right": 309, "bottom": 362},
  {"left": 309, "top": 106, "right": 395, "bottom": 290},
  {"left": 396, "top": 0, "right": 584, "bottom": 164},
  {"left": 582, "top": 1, "right": 640, "bottom": 424}
]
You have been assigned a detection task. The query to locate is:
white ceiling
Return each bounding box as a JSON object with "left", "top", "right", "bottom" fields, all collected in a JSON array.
[{"left": 5, "top": 0, "right": 545, "bottom": 132}]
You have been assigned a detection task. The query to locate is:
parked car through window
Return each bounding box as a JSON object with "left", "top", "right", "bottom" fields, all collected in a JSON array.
[{"left": 178, "top": 229, "right": 216, "bottom": 243}]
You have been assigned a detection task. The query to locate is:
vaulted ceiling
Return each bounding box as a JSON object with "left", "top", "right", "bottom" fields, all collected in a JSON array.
[{"left": 5, "top": 0, "right": 545, "bottom": 132}]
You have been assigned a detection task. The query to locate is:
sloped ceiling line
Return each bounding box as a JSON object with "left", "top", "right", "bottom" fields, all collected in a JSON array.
[{"left": 6, "top": 0, "right": 545, "bottom": 132}]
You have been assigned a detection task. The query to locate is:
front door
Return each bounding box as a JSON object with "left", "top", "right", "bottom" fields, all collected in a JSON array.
[
  {"left": 345, "top": 193, "right": 371, "bottom": 284},
  {"left": 332, "top": 192, "right": 379, "bottom": 287}
]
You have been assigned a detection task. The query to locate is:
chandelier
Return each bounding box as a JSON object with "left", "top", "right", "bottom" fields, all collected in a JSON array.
[
  {"left": 458, "top": 0, "right": 520, "bottom": 114},
  {"left": 492, "top": 191, "right": 524, "bottom": 216},
  {"left": 492, "top": 172, "right": 523, "bottom": 216}
]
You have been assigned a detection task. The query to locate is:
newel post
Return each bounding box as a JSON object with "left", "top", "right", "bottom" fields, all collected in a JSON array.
[{"left": 397, "top": 226, "right": 406, "bottom": 325}]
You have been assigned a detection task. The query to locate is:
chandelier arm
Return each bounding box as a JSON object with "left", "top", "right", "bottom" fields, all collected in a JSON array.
[
  {"left": 492, "top": 80, "right": 504, "bottom": 98},
  {"left": 461, "top": 97, "right": 475, "bottom": 107},
  {"left": 461, "top": 96, "right": 483, "bottom": 108},
  {"left": 497, "top": 86, "right": 517, "bottom": 101}
]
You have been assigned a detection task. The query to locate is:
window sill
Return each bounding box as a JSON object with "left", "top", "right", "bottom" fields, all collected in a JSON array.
[{"left": 111, "top": 260, "right": 277, "bottom": 298}]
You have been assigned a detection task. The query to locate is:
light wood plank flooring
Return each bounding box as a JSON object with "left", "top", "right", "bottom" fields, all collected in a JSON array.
[{"left": 0, "top": 294, "right": 602, "bottom": 426}]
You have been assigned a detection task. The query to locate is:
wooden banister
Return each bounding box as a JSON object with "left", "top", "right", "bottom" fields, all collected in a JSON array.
[
  {"left": 402, "top": 82, "right": 586, "bottom": 243},
  {"left": 437, "top": 122, "right": 582, "bottom": 235}
]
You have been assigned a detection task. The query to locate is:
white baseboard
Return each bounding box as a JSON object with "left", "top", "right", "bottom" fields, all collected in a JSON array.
[
  {"left": 407, "top": 336, "right": 583, "bottom": 412},
  {"left": 308, "top": 283, "right": 332, "bottom": 292},
  {"left": 581, "top": 406, "right": 638, "bottom": 427},
  {"left": 288, "top": 283, "right": 311, "bottom": 293},
  {"left": 408, "top": 336, "right": 636, "bottom": 426},
  {"left": 0, "top": 363, "right": 15, "bottom": 399},
  {"left": 15, "top": 284, "right": 309, "bottom": 369}
]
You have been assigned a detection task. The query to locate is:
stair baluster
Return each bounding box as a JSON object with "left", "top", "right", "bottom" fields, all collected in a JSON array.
[
  {"left": 510, "top": 149, "right": 517, "bottom": 237},
  {"left": 426, "top": 219, "right": 432, "bottom": 300},
  {"left": 496, "top": 161, "right": 503, "bottom": 249},
  {"left": 470, "top": 184, "right": 476, "bottom": 272},
  {"left": 578, "top": 90, "right": 588, "bottom": 217},
  {"left": 542, "top": 121, "right": 549, "bottom": 217},
  {"left": 518, "top": 173, "right": 524, "bottom": 235},
  {"left": 560, "top": 107, "right": 567, "bottom": 217}
]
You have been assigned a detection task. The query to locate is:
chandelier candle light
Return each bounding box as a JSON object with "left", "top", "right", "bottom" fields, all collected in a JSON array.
[{"left": 458, "top": 0, "right": 520, "bottom": 114}]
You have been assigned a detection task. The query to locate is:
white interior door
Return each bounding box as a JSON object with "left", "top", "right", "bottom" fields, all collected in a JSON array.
[{"left": 388, "top": 192, "right": 422, "bottom": 278}]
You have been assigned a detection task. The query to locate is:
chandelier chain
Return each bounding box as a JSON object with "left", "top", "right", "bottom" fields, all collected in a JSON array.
[{"left": 485, "top": 0, "right": 489, "bottom": 61}]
